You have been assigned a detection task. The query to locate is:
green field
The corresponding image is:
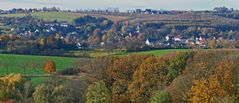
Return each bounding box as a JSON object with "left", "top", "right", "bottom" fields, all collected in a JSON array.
[
  {"left": 116, "top": 49, "right": 188, "bottom": 56},
  {"left": 0, "top": 49, "right": 186, "bottom": 75},
  {"left": 0, "top": 49, "right": 187, "bottom": 85},
  {"left": 0, "top": 54, "right": 79, "bottom": 75},
  {"left": 0, "top": 12, "right": 84, "bottom": 23},
  {"left": 0, "top": 13, "right": 28, "bottom": 18},
  {"left": 0, "top": 54, "right": 79, "bottom": 85},
  {"left": 31, "top": 12, "right": 85, "bottom": 23},
  {"left": 0, "top": 12, "right": 129, "bottom": 23}
]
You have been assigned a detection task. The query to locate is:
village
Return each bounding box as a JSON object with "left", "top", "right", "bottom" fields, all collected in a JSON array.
[{"left": 0, "top": 6, "right": 239, "bottom": 55}]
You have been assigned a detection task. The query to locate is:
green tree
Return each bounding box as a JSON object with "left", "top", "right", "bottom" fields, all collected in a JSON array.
[
  {"left": 86, "top": 80, "right": 111, "bottom": 103},
  {"left": 32, "top": 78, "right": 87, "bottom": 103},
  {"left": 150, "top": 90, "right": 173, "bottom": 103},
  {"left": 167, "top": 52, "right": 194, "bottom": 83}
]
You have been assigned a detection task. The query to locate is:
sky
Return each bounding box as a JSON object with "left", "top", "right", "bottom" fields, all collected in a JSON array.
[{"left": 0, "top": 0, "right": 239, "bottom": 11}]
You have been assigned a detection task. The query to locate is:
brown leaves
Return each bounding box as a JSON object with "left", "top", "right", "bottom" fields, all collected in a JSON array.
[{"left": 44, "top": 60, "right": 56, "bottom": 73}]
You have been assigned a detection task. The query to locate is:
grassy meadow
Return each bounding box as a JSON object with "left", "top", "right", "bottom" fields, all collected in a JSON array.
[
  {"left": 0, "top": 54, "right": 79, "bottom": 75},
  {"left": 116, "top": 49, "right": 188, "bottom": 56},
  {"left": 0, "top": 49, "right": 186, "bottom": 75},
  {"left": 0, "top": 12, "right": 81, "bottom": 23},
  {"left": 0, "top": 49, "right": 187, "bottom": 85},
  {"left": 0, "top": 12, "right": 130, "bottom": 23},
  {"left": 0, "top": 54, "right": 79, "bottom": 85},
  {"left": 0, "top": 49, "right": 188, "bottom": 75}
]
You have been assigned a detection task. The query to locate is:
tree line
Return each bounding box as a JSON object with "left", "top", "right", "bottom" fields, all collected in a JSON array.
[{"left": 0, "top": 50, "right": 238, "bottom": 103}]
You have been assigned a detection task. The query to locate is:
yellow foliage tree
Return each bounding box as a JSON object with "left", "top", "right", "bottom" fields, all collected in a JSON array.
[
  {"left": 0, "top": 73, "right": 22, "bottom": 87},
  {"left": 0, "top": 74, "right": 24, "bottom": 101},
  {"left": 44, "top": 60, "right": 56, "bottom": 73},
  {"left": 191, "top": 60, "right": 239, "bottom": 103},
  {"left": 191, "top": 76, "right": 227, "bottom": 103}
]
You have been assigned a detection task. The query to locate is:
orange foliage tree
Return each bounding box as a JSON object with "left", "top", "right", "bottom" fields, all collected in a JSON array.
[
  {"left": 127, "top": 56, "right": 170, "bottom": 102},
  {"left": 44, "top": 60, "right": 56, "bottom": 73},
  {"left": 108, "top": 55, "right": 149, "bottom": 103}
]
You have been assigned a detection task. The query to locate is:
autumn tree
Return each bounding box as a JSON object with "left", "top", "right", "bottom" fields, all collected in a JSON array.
[
  {"left": 108, "top": 55, "right": 149, "bottom": 102},
  {"left": 127, "top": 57, "right": 169, "bottom": 102},
  {"left": 46, "top": 36, "right": 57, "bottom": 48},
  {"left": 190, "top": 57, "right": 239, "bottom": 103},
  {"left": 33, "top": 77, "right": 89, "bottom": 103},
  {"left": 88, "top": 29, "right": 102, "bottom": 48},
  {"left": 221, "top": 39, "right": 230, "bottom": 48},
  {"left": 191, "top": 76, "right": 227, "bottom": 103},
  {"left": 171, "top": 50, "right": 235, "bottom": 102},
  {"left": 44, "top": 60, "right": 56, "bottom": 73},
  {"left": 33, "top": 78, "right": 66, "bottom": 103},
  {"left": 38, "top": 37, "right": 46, "bottom": 49},
  {"left": 103, "top": 28, "right": 117, "bottom": 53},
  {"left": 0, "top": 74, "right": 32, "bottom": 103},
  {"left": 208, "top": 39, "right": 217, "bottom": 49},
  {"left": 0, "top": 74, "right": 23, "bottom": 101}
]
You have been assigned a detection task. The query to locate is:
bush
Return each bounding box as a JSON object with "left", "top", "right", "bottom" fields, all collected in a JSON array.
[
  {"left": 33, "top": 77, "right": 88, "bottom": 103},
  {"left": 0, "top": 74, "right": 32, "bottom": 103},
  {"left": 59, "top": 68, "right": 79, "bottom": 75},
  {"left": 150, "top": 90, "right": 173, "bottom": 103},
  {"left": 86, "top": 81, "right": 111, "bottom": 103}
]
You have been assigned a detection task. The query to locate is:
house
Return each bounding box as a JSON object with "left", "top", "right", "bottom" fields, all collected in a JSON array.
[
  {"left": 145, "top": 39, "right": 151, "bottom": 45},
  {"left": 186, "top": 39, "right": 196, "bottom": 46},
  {"left": 60, "top": 21, "right": 68, "bottom": 27},
  {"left": 173, "top": 36, "right": 182, "bottom": 42},
  {"left": 145, "top": 38, "right": 160, "bottom": 47},
  {"left": 199, "top": 39, "right": 207, "bottom": 47},
  {"left": 76, "top": 42, "right": 82, "bottom": 49},
  {"left": 165, "top": 35, "right": 170, "bottom": 41},
  {"left": 165, "top": 35, "right": 173, "bottom": 44}
]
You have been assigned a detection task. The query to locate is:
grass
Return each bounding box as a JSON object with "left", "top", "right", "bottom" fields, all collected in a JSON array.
[
  {"left": 31, "top": 12, "right": 85, "bottom": 23},
  {"left": 0, "top": 49, "right": 187, "bottom": 85},
  {"left": 116, "top": 49, "right": 188, "bottom": 56},
  {"left": 0, "top": 54, "right": 79, "bottom": 85},
  {"left": 70, "top": 49, "right": 188, "bottom": 57},
  {"left": 0, "top": 54, "right": 78, "bottom": 74},
  {"left": 0, "top": 12, "right": 130, "bottom": 23},
  {"left": 0, "top": 13, "right": 28, "bottom": 18},
  {"left": 0, "top": 12, "right": 84, "bottom": 23},
  {"left": 0, "top": 49, "right": 186, "bottom": 75}
]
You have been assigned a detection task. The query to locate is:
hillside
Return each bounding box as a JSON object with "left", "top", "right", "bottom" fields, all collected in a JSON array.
[{"left": 0, "top": 12, "right": 132, "bottom": 23}]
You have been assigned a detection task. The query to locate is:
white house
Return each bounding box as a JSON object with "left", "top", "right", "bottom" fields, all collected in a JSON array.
[
  {"left": 174, "top": 37, "right": 182, "bottom": 42},
  {"left": 145, "top": 39, "right": 151, "bottom": 45},
  {"left": 165, "top": 36, "right": 170, "bottom": 41},
  {"left": 76, "top": 42, "right": 82, "bottom": 49}
]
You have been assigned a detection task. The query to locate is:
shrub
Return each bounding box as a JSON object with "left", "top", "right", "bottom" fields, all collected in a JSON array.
[
  {"left": 150, "top": 90, "right": 173, "bottom": 103},
  {"left": 0, "top": 74, "right": 32, "bottom": 103},
  {"left": 86, "top": 81, "right": 111, "bottom": 103}
]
